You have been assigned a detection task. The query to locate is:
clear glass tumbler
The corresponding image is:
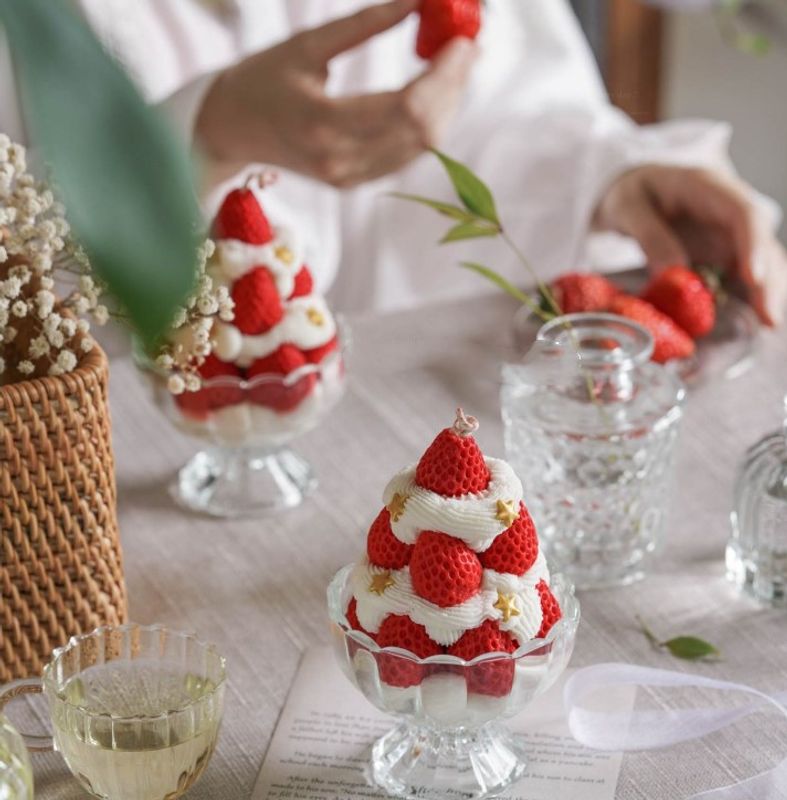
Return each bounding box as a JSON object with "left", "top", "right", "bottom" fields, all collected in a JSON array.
[
  {"left": 0, "top": 715, "right": 32, "bottom": 800},
  {"left": 728, "top": 396, "right": 787, "bottom": 606},
  {"left": 502, "top": 313, "right": 685, "bottom": 589},
  {"left": 0, "top": 624, "right": 226, "bottom": 800}
]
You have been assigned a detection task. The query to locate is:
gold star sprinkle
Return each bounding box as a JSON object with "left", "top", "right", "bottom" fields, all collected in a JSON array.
[
  {"left": 274, "top": 245, "right": 294, "bottom": 265},
  {"left": 307, "top": 307, "right": 325, "bottom": 326},
  {"left": 495, "top": 499, "right": 518, "bottom": 527},
  {"left": 369, "top": 572, "right": 395, "bottom": 596},
  {"left": 493, "top": 592, "right": 521, "bottom": 623},
  {"left": 387, "top": 493, "right": 408, "bottom": 522}
]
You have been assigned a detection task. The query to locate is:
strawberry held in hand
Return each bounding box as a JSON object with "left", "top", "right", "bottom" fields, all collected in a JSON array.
[
  {"left": 342, "top": 409, "right": 568, "bottom": 699},
  {"left": 416, "top": 0, "right": 482, "bottom": 60},
  {"left": 642, "top": 265, "right": 716, "bottom": 339}
]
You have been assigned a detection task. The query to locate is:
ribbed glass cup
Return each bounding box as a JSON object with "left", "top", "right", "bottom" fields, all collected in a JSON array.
[{"left": 0, "top": 714, "right": 33, "bottom": 800}]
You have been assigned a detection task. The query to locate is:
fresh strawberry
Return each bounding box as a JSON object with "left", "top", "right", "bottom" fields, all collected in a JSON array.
[
  {"left": 416, "top": 0, "right": 481, "bottom": 60},
  {"left": 288, "top": 265, "right": 314, "bottom": 300},
  {"left": 410, "top": 531, "right": 482, "bottom": 607},
  {"left": 447, "top": 620, "right": 518, "bottom": 697},
  {"left": 415, "top": 409, "right": 490, "bottom": 497},
  {"left": 247, "top": 344, "right": 316, "bottom": 411},
  {"left": 302, "top": 336, "right": 338, "bottom": 365},
  {"left": 549, "top": 272, "right": 618, "bottom": 314},
  {"left": 479, "top": 503, "right": 538, "bottom": 576},
  {"left": 609, "top": 294, "right": 695, "bottom": 364},
  {"left": 231, "top": 267, "right": 283, "bottom": 335},
  {"left": 376, "top": 615, "right": 442, "bottom": 687},
  {"left": 367, "top": 508, "right": 413, "bottom": 569},
  {"left": 642, "top": 265, "right": 716, "bottom": 339},
  {"left": 535, "top": 580, "right": 562, "bottom": 639},
  {"left": 174, "top": 354, "right": 243, "bottom": 418},
  {"left": 212, "top": 187, "right": 273, "bottom": 245}
]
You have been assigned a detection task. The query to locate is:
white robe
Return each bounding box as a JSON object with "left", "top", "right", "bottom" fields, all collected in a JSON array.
[{"left": 0, "top": 0, "right": 776, "bottom": 312}]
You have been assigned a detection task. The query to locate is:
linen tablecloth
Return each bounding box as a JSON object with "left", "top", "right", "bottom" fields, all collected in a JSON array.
[{"left": 21, "top": 292, "right": 787, "bottom": 799}]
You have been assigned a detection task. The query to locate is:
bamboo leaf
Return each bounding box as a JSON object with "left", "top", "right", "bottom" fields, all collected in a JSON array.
[
  {"left": 433, "top": 150, "right": 500, "bottom": 226},
  {"left": 441, "top": 222, "right": 500, "bottom": 244},
  {"left": 390, "top": 193, "right": 475, "bottom": 222},
  {"left": 460, "top": 261, "right": 550, "bottom": 320},
  {"left": 0, "top": 0, "right": 202, "bottom": 344},
  {"left": 662, "top": 636, "right": 721, "bottom": 662}
]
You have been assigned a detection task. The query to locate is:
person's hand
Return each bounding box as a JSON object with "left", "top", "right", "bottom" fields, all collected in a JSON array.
[
  {"left": 195, "top": 0, "right": 477, "bottom": 188},
  {"left": 594, "top": 164, "right": 787, "bottom": 326}
]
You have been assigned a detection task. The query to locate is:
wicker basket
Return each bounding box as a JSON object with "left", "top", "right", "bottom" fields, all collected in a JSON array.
[{"left": 0, "top": 345, "right": 127, "bottom": 682}]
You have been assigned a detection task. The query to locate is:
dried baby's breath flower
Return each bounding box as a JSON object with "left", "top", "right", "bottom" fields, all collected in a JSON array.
[{"left": 18, "top": 360, "right": 34, "bottom": 375}]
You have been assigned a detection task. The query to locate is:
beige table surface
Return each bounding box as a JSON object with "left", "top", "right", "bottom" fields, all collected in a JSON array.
[{"left": 27, "top": 291, "right": 787, "bottom": 799}]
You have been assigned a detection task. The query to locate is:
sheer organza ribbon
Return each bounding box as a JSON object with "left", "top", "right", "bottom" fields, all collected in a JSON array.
[{"left": 564, "top": 663, "right": 787, "bottom": 799}]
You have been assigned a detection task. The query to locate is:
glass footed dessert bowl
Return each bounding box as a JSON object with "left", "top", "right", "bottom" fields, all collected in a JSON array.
[
  {"left": 328, "top": 567, "right": 580, "bottom": 800},
  {"left": 135, "top": 319, "right": 349, "bottom": 518}
]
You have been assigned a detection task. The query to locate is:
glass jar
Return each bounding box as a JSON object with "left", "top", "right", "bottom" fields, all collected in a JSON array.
[
  {"left": 728, "top": 396, "right": 787, "bottom": 606},
  {"left": 0, "top": 714, "right": 33, "bottom": 800},
  {"left": 501, "top": 313, "right": 685, "bottom": 589}
]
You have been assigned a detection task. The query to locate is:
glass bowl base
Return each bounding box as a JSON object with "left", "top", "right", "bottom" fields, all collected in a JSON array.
[
  {"left": 172, "top": 447, "right": 316, "bottom": 518},
  {"left": 369, "top": 721, "right": 529, "bottom": 800}
]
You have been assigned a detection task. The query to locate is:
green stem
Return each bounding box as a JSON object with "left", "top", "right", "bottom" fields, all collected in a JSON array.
[
  {"left": 501, "top": 231, "right": 563, "bottom": 318},
  {"left": 636, "top": 615, "right": 662, "bottom": 650}
]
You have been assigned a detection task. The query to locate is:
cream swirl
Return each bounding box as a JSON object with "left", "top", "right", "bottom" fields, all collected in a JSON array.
[
  {"left": 212, "top": 295, "right": 337, "bottom": 366},
  {"left": 214, "top": 224, "right": 304, "bottom": 297},
  {"left": 351, "top": 552, "right": 547, "bottom": 648},
  {"left": 382, "top": 458, "right": 524, "bottom": 553}
]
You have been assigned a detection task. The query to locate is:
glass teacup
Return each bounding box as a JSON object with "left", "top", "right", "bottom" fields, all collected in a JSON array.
[
  {"left": 0, "top": 624, "right": 226, "bottom": 800},
  {"left": 0, "top": 714, "right": 33, "bottom": 799}
]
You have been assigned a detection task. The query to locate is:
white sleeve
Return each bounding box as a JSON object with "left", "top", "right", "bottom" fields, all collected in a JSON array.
[
  {"left": 436, "top": 0, "right": 780, "bottom": 275},
  {"left": 156, "top": 71, "right": 220, "bottom": 148}
]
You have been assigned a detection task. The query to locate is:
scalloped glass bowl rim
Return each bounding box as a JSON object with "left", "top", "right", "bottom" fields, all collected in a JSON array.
[
  {"left": 132, "top": 315, "right": 350, "bottom": 390},
  {"left": 42, "top": 623, "right": 227, "bottom": 720},
  {"left": 328, "top": 566, "right": 579, "bottom": 668}
]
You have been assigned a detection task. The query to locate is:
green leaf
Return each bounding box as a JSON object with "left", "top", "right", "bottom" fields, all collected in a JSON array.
[
  {"left": 0, "top": 0, "right": 202, "bottom": 344},
  {"left": 390, "top": 193, "right": 474, "bottom": 222},
  {"left": 662, "top": 636, "right": 721, "bottom": 662},
  {"left": 441, "top": 222, "right": 500, "bottom": 244},
  {"left": 460, "top": 262, "right": 550, "bottom": 321},
  {"left": 433, "top": 150, "right": 501, "bottom": 226}
]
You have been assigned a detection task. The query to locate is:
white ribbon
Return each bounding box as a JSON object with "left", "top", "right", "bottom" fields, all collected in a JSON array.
[{"left": 564, "top": 663, "right": 787, "bottom": 799}]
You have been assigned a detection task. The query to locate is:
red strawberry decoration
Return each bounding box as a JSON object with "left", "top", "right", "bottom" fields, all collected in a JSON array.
[
  {"left": 367, "top": 509, "right": 413, "bottom": 570},
  {"left": 175, "top": 354, "right": 243, "bottom": 419},
  {"left": 376, "top": 615, "right": 442, "bottom": 687},
  {"left": 231, "top": 267, "right": 283, "bottom": 335},
  {"left": 289, "top": 265, "right": 314, "bottom": 300},
  {"left": 448, "top": 620, "right": 518, "bottom": 697},
  {"left": 609, "top": 294, "right": 695, "bottom": 364},
  {"left": 479, "top": 503, "right": 538, "bottom": 576},
  {"left": 302, "top": 336, "right": 338, "bottom": 365},
  {"left": 642, "top": 265, "right": 716, "bottom": 339},
  {"left": 416, "top": 0, "right": 481, "bottom": 60},
  {"left": 550, "top": 272, "right": 618, "bottom": 314},
  {"left": 346, "top": 598, "right": 373, "bottom": 637},
  {"left": 415, "top": 408, "right": 490, "bottom": 497},
  {"left": 410, "top": 531, "right": 482, "bottom": 607},
  {"left": 247, "top": 344, "right": 317, "bottom": 411},
  {"left": 535, "top": 580, "right": 562, "bottom": 639},
  {"left": 212, "top": 186, "right": 273, "bottom": 245}
]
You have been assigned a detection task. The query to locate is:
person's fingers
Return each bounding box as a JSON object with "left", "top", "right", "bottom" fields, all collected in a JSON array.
[
  {"left": 402, "top": 38, "right": 477, "bottom": 145},
  {"left": 296, "top": 0, "right": 419, "bottom": 66},
  {"left": 610, "top": 192, "right": 690, "bottom": 270}
]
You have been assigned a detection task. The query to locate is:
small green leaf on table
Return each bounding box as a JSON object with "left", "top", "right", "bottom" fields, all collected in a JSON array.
[{"left": 637, "top": 616, "right": 721, "bottom": 662}]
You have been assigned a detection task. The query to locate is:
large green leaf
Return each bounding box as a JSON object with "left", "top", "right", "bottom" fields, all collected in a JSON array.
[
  {"left": 434, "top": 150, "right": 500, "bottom": 226},
  {"left": 0, "top": 0, "right": 201, "bottom": 344},
  {"left": 440, "top": 222, "right": 499, "bottom": 243}
]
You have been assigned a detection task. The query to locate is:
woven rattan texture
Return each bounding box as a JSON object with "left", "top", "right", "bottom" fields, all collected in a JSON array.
[{"left": 0, "top": 346, "right": 127, "bottom": 681}]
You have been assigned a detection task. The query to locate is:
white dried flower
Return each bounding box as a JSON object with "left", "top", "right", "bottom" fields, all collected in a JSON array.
[
  {"left": 60, "top": 318, "right": 77, "bottom": 337},
  {"left": 39, "top": 275, "right": 54, "bottom": 290},
  {"left": 72, "top": 295, "right": 90, "bottom": 315},
  {"left": 32, "top": 252, "right": 52, "bottom": 272},
  {"left": 56, "top": 350, "right": 77, "bottom": 372},
  {"left": 48, "top": 363, "right": 63, "bottom": 377},
  {"left": 79, "top": 275, "right": 95, "bottom": 293},
  {"left": 36, "top": 289, "right": 56, "bottom": 318},
  {"left": 11, "top": 300, "right": 27, "bottom": 318},
  {"left": 42, "top": 312, "right": 61, "bottom": 335},
  {"left": 28, "top": 336, "right": 49, "bottom": 359},
  {"left": 197, "top": 296, "right": 218, "bottom": 315},
  {"left": 80, "top": 336, "right": 95, "bottom": 353},
  {"left": 156, "top": 353, "right": 174, "bottom": 369},
  {"left": 2, "top": 276, "right": 22, "bottom": 298},
  {"left": 3, "top": 326, "right": 16, "bottom": 342},
  {"left": 0, "top": 356, "right": 4, "bottom": 374},
  {"left": 93, "top": 305, "right": 109, "bottom": 325},
  {"left": 18, "top": 360, "right": 34, "bottom": 376},
  {"left": 76, "top": 319, "right": 90, "bottom": 334},
  {"left": 0, "top": 246, "right": 7, "bottom": 263},
  {"left": 167, "top": 374, "right": 186, "bottom": 395},
  {"left": 47, "top": 330, "right": 65, "bottom": 349},
  {"left": 171, "top": 308, "right": 187, "bottom": 328},
  {"left": 184, "top": 373, "right": 201, "bottom": 392}
]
